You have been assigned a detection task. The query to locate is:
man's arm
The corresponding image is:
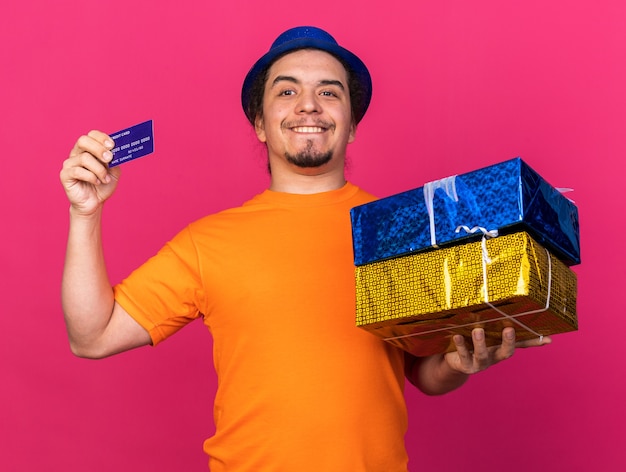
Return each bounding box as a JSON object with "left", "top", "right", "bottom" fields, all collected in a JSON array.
[
  {"left": 405, "top": 327, "right": 552, "bottom": 395},
  {"left": 60, "top": 131, "right": 151, "bottom": 358}
]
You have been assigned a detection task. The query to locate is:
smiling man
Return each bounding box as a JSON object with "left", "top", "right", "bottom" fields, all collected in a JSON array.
[{"left": 60, "top": 26, "right": 550, "bottom": 471}]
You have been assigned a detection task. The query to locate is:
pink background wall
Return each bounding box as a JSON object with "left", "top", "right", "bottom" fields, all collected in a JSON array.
[{"left": 1, "top": 1, "right": 624, "bottom": 470}]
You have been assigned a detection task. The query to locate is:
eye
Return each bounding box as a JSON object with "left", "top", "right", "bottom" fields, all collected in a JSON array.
[
  {"left": 279, "top": 89, "right": 296, "bottom": 96},
  {"left": 320, "top": 90, "right": 338, "bottom": 97}
]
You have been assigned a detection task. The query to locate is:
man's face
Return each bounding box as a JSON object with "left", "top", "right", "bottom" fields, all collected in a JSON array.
[{"left": 255, "top": 49, "right": 356, "bottom": 172}]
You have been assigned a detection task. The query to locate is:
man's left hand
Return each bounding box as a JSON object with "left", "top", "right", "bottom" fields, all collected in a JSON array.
[{"left": 445, "top": 327, "right": 551, "bottom": 375}]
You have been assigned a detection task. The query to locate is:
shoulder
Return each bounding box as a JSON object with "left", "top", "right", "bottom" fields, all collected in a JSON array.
[{"left": 349, "top": 183, "right": 379, "bottom": 205}]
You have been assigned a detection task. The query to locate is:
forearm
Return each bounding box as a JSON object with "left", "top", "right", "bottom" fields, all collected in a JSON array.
[
  {"left": 61, "top": 206, "right": 115, "bottom": 354},
  {"left": 405, "top": 352, "right": 469, "bottom": 396}
]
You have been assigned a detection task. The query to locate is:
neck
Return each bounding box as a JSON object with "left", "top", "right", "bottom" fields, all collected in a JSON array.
[{"left": 268, "top": 160, "right": 347, "bottom": 194}]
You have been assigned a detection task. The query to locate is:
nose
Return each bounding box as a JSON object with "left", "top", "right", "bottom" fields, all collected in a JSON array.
[{"left": 296, "top": 89, "right": 321, "bottom": 114}]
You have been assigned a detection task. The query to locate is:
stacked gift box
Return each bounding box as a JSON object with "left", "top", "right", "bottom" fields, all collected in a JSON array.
[{"left": 350, "top": 157, "right": 580, "bottom": 356}]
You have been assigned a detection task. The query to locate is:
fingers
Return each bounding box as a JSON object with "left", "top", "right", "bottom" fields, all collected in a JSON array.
[
  {"left": 446, "top": 326, "right": 554, "bottom": 378},
  {"left": 516, "top": 335, "right": 552, "bottom": 349},
  {"left": 471, "top": 328, "right": 491, "bottom": 364},
  {"left": 70, "top": 130, "right": 115, "bottom": 161},
  {"left": 70, "top": 131, "right": 115, "bottom": 179},
  {"left": 61, "top": 156, "right": 109, "bottom": 187},
  {"left": 449, "top": 330, "right": 490, "bottom": 373},
  {"left": 452, "top": 330, "right": 489, "bottom": 373},
  {"left": 64, "top": 131, "right": 115, "bottom": 185},
  {"left": 492, "top": 327, "right": 516, "bottom": 363},
  {"left": 452, "top": 334, "right": 473, "bottom": 369}
]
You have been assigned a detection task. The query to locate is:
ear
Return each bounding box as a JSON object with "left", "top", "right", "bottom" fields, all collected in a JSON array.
[
  {"left": 348, "top": 122, "right": 356, "bottom": 144},
  {"left": 255, "top": 116, "right": 267, "bottom": 143}
]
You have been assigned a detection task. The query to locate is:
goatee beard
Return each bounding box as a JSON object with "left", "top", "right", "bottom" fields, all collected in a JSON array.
[{"left": 285, "top": 140, "right": 333, "bottom": 168}]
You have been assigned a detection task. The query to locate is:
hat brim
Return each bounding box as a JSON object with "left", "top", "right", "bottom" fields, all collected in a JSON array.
[{"left": 241, "top": 37, "right": 372, "bottom": 124}]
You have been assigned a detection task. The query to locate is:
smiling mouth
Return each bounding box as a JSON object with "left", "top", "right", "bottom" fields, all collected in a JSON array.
[{"left": 290, "top": 126, "right": 326, "bottom": 133}]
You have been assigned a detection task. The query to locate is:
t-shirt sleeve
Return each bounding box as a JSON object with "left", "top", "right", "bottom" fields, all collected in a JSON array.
[{"left": 113, "top": 225, "right": 205, "bottom": 346}]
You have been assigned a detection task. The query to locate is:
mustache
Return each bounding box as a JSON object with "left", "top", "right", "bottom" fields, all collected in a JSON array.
[{"left": 282, "top": 119, "right": 335, "bottom": 130}]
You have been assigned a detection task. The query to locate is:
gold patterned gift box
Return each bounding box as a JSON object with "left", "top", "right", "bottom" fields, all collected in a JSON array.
[{"left": 355, "top": 231, "right": 578, "bottom": 356}]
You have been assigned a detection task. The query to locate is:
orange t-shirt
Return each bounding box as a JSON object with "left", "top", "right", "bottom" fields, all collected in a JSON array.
[{"left": 114, "top": 182, "right": 409, "bottom": 471}]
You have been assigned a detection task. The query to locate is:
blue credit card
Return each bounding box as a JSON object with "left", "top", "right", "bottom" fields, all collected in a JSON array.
[{"left": 109, "top": 120, "right": 154, "bottom": 167}]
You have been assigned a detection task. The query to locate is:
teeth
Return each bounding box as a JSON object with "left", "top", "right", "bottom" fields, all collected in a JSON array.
[{"left": 292, "top": 126, "right": 324, "bottom": 133}]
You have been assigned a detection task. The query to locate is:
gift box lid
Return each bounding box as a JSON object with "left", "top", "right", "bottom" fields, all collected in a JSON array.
[{"left": 351, "top": 157, "right": 580, "bottom": 266}]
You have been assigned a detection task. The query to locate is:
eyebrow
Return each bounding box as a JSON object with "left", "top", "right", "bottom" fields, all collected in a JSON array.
[{"left": 271, "top": 75, "right": 345, "bottom": 90}]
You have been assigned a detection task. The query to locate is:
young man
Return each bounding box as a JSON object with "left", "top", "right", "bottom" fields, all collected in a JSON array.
[{"left": 60, "top": 26, "right": 550, "bottom": 471}]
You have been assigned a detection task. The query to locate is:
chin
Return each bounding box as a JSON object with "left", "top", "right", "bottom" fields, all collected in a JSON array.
[{"left": 286, "top": 150, "right": 333, "bottom": 168}]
